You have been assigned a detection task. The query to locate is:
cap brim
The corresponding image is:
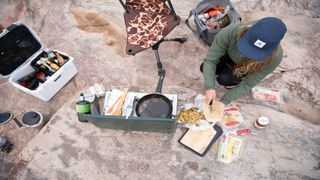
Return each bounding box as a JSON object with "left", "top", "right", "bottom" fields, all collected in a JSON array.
[{"left": 237, "top": 36, "right": 274, "bottom": 61}]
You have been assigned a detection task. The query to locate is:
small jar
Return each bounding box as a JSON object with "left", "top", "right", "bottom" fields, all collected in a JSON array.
[
  {"left": 22, "top": 111, "right": 44, "bottom": 128},
  {"left": 254, "top": 116, "right": 270, "bottom": 129}
]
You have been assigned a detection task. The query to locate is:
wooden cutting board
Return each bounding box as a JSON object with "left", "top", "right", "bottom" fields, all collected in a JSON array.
[
  {"left": 203, "top": 101, "right": 225, "bottom": 124},
  {"left": 179, "top": 128, "right": 217, "bottom": 155}
]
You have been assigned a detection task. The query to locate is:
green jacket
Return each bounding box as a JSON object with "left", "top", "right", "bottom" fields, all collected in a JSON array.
[{"left": 203, "top": 22, "right": 283, "bottom": 105}]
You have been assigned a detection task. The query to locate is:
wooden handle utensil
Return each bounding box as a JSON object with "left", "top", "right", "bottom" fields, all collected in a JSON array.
[{"left": 112, "top": 88, "right": 128, "bottom": 116}]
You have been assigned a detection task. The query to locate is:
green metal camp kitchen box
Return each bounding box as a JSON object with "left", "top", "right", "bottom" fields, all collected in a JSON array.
[
  {"left": 79, "top": 92, "right": 178, "bottom": 133},
  {"left": 80, "top": 114, "right": 176, "bottom": 133}
]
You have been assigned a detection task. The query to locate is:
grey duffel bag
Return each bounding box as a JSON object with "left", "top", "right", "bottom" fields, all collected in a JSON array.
[{"left": 185, "top": 0, "right": 241, "bottom": 46}]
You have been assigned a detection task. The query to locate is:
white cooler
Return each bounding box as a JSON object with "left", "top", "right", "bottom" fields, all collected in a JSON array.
[{"left": 0, "top": 22, "right": 78, "bottom": 101}]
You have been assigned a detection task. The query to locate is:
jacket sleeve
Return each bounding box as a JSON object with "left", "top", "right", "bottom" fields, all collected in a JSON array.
[
  {"left": 203, "top": 24, "right": 237, "bottom": 89},
  {"left": 220, "top": 48, "right": 283, "bottom": 105}
]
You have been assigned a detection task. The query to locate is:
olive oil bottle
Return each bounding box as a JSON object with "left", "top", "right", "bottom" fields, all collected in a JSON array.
[{"left": 76, "top": 93, "right": 91, "bottom": 122}]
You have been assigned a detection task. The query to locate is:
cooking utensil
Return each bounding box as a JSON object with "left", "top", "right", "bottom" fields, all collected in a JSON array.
[
  {"left": 112, "top": 88, "right": 128, "bottom": 116},
  {"left": 106, "top": 94, "right": 122, "bottom": 114},
  {"left": 135, "top": 93, "right": 172, "bottom": 118}
]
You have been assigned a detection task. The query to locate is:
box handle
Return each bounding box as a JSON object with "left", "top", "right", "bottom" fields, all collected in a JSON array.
[
  {"left": 7, "top": 24, "right": 17, "bottom": 31},
  {"left": 54, "top": 75, "right": 62, "bottom": 82}
]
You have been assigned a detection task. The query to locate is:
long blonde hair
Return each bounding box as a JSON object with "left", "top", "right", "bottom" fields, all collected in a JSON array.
[{"left": 233, "top": 28, "right": 279, "bottom": 77}]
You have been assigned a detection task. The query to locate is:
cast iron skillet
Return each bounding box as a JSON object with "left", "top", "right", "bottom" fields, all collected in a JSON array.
[
  {"left": 135, "top": 93, "right": 172, "bottom": 118},
  {"left": 135, "top": 61, "right": 173, "bottom": 118}
]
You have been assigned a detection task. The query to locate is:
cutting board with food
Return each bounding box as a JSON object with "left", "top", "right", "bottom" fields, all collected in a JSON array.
[{"left": 178, "top": 125, "right": 223, "bottom": 156}]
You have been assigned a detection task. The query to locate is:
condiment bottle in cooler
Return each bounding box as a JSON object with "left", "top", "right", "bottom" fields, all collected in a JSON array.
[
  {"left": 46, "top": 60, "right": 60, "bottom": 70},
  {"left": 55, "top": 52, "right": 66, "bottom": 65}
]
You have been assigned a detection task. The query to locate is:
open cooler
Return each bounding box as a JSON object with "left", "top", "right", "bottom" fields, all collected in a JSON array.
[{"left": 0, "top": 22, "right": 78, "bottom": 101}]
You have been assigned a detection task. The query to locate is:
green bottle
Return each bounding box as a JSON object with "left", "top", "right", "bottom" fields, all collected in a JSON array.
[{"left": 76, "top": 93, "right": 91, "bottom": 122}]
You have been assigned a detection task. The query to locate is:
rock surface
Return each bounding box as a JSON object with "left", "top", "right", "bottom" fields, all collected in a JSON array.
[
  {"left": 15, "top": 100, "right": 320, "bottom": 179},
  {"left": 0, "top": 0, "right": 319, "bottom": 179}
]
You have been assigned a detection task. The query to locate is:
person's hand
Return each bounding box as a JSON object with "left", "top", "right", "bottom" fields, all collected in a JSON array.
[{"left": 205, "top": 89, "right": 216, "bottom": 104}]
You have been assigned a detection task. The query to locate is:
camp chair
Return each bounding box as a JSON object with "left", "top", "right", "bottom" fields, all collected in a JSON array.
[{"left": 119, "top": 0, "right": 187, "bottom": 93}]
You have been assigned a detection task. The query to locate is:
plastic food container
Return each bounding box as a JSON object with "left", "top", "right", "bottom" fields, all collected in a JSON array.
[{"left": 0, "top": 21, "right": 78, "bottom": 101}]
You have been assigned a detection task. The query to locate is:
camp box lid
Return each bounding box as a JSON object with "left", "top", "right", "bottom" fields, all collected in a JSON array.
[{"left": 0, "top": 21, "right": 43, "bottom": 78}]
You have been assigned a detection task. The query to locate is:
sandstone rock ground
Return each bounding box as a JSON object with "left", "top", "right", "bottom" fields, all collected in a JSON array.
[{"left": 0, "top": 0, "right": 319, "bottom": 179}]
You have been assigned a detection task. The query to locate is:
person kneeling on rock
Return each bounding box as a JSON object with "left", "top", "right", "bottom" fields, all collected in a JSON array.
[{"left": 200, "top": 17, "right": 287, "bottom": 105}]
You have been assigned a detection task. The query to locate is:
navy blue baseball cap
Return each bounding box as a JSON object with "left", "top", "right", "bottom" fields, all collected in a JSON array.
[{"left": 237, "top": 17, "right": 287, "bottom": 61}]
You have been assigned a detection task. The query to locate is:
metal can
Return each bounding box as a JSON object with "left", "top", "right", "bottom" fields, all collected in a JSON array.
[{"left": 253, "top": 116, "right": 270, "bottom": 129}]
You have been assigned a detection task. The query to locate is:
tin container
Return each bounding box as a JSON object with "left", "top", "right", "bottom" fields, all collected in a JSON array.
[
  {"left": 253, "top": 116, "right": 270, "bottom": 129},
  {"left": 21, "top": 111, "right": 44, "bottom": 128}
]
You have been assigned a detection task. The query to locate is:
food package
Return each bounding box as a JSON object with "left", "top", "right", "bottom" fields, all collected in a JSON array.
[
  {"left": 252, "top": 86, "right": 283, "bottom": 104},
  {"left": 216, "top": 135, "right": 243, "bottom": 164},
  {"left": 103, "top": 89, "right": 124, "bottom": 115},
  {"left": 220, "top": 106, "right": 243, "bottom": 130}
]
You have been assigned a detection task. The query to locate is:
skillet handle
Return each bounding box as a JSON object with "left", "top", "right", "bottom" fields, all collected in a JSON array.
[{"left": 12, "top": 117, "right": 23, "bottom": 128}]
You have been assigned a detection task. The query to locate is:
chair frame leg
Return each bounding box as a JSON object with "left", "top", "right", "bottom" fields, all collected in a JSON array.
[
  {"left": 166, "top": 0, "right": 178, "bottom": 20},
  {"left": 152, "top": 42, "right": 166, "bottom": 93},
  {"left": 152, "top": 37, "right": 187, "bottom": 93},
  {"left": 118, "top": 0, "right": 129, "bottom": 13}
]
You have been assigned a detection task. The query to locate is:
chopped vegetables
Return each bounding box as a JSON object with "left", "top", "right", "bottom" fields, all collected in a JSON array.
[{"left": 177, "top": 108, "right": 206, "bottom": 125}]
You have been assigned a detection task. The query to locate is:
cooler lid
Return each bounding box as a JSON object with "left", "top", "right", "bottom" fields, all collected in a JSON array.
[{"left": 0, "top": 22, "right": 42, "bottom": 77}]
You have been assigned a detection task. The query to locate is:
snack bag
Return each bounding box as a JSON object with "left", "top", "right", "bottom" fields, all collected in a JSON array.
[
  {"left": 220, "top": 106, "right": 243, "bottom": 130},
  {"left": 252, "top": 86, "right": 283, "bottom": 104},
  {"left": 216, "top": 135, "right": 243, "bottom": 164}
]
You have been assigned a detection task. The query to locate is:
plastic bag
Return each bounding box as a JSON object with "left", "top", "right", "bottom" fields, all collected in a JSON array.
[
  {"left": 219, "top": 106, "right": 243, "bottom": 130},
  {"left": 216, "top": 134, "right": 243, "bottom": 164},
  {"left": 252, "top": 86, "right": 283, "bottom": 104}
]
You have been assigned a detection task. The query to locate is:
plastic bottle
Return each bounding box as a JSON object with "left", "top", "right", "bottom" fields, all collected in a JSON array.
[
  {"left": 55, "top": 52, "right": 66, "bottom": 65},
  {"left": 46, "top": 60, "right": 60, "bottom": 70},
  {"left": 76, "top": 93, "right": 91, "bottom": 122}
]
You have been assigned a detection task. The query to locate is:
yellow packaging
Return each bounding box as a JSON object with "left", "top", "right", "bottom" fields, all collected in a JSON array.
[{"left": 216, "top": 135, "right": 243, "bottom": 164}]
